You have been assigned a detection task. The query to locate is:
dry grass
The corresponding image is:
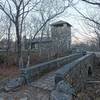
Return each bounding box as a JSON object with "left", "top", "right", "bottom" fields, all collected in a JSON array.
[{"left": 0, "top": 64, "right": 20, "bottom": 80}]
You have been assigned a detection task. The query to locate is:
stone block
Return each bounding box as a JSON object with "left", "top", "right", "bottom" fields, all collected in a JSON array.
[
  {"left": 56, "top": 80, "right": 75, "bottom": 95},
  {"left": 50, "top": 90, "right": 72, "bottom": 100},
  {"left": 4, "top": 77, "right": 25, "bottom": 91}
]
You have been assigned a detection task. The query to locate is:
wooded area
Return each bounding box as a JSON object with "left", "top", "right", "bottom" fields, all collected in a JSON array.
[{"left": 0, "top": 0, "right": 100, "bottom": 80}]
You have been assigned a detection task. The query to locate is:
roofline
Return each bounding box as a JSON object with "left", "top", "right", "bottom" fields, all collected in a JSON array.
[{"left": 50, "top": 20, "right": 72, "bottom": 27}]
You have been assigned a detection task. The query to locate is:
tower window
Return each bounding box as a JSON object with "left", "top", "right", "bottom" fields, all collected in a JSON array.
[{"left": 54, "top": 24, "right": 63, "bottom": 27}]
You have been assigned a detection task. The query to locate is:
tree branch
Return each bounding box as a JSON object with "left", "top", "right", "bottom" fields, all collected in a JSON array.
[
  {"left": 32, "top": 5, "right": 70, "bottom": 40},
  {"left": 19, "top": 0, "right": 41, "bottom": 16},
  {"left": 6, "top": 0, "right": 15, "bottom": 22},
  {"left": 82, "top": 0, "right": 100, "bottom": 6},
  {"left": 73, "top": 6, "right": 100, "bottom": 26},
  {"left": 0, "top": 5, "right": 15, "bottom": 23}
]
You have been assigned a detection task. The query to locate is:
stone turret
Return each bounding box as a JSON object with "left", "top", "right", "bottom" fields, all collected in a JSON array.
[{"left": 51, "top": 20, "right": 72, "bottom": 55}]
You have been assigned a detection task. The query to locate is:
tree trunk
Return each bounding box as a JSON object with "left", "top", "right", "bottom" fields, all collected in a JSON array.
[
  {"left": 16, "top": 24, "right": 22, "bottom": 68},
  {"left": 98, "top": 37, "right": 100, "bottom": 50},
  {"left": 7, "top": 20, "right": 12, "bottom": 66}
]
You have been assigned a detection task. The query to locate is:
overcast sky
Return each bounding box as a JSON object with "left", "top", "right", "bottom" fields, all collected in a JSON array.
[
  {"left": 0, "top": 0, "right": 98, "bottom": 44},
  {"left": 53, "top": 0, "right": 98, "bottom": 44}
]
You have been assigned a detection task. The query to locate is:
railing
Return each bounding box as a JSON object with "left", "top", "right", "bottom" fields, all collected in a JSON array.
[
  {"left": 20, "top": 53, "right": 84, "bottom": 83},
  {"left": 50, "top": 53, "right": 95, "bottom": 100},
  {"left": 55, "top": 54, "right": 95, "bottom": 89}
]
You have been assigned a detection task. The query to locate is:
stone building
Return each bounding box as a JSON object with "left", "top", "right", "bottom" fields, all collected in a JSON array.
[
  {"left": 31, "top": 37, "right": 52, "bottom": 57},
  {"left": 30, "top": 20, "right": 72, "bottom": 57},
  {"left": 51, "top": 20, "right": 72, "bottom": 55}
]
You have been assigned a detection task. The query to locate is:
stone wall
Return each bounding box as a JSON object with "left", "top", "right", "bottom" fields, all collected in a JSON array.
[
  {"left": 50, "top": 53, "right": 95, "bottom": 100},
  {"left": 20, "top": 53, "right": 83, "bottom": 83},
  {"left": 51, "top": 23, "right": 71, "bottom": 54},
  {"left": 0, "top": 78, "right": 9, "bottom": 92}
]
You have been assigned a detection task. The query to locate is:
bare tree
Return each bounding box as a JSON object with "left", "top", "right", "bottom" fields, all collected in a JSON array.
[
  {"left": 32, "top": 0, "right": 73, "bottom": 40},
  {"left": 0, "top": 15, "right": 8, "bottom": 40},
  {"left": 0, "top": 0, "right": 40, "bottom": 67},
  {"left": 0, "top": 0, "right": 74, "bottom": 67},
  {"left": 82, "top": 0, "right": 100, "bottom": 6},
  {"left": 24, "top": 0, "right": 74, "bottom": 67},
  {"left": 80, "top": 0, "right": 100, "bottom": 49},
  {"left": 68, "top": 0, "right": 100, "bottom": 50}
]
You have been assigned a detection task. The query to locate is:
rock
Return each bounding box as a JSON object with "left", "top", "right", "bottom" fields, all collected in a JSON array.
[
  {"left": 96, "top": 89, "right": 100, "bottom": 96},
  {"left": 4, "top": 77, "right": 25, "bottom": 91},
  {"left": 96, "top": 97, "right": 100, "bottom": 100},
  {"left": 20, "top": 97, "right": 28, "bottom": 100},
  {"left": 50, "top": 90, "right": 72, "bottom": 100},
  {"left": 0, "top": 97, "right": 4, "bottom": 100},
  {"left": 77, "top": 92, "right": 91, "bottom": 100},
  {"left": 56, "top": 80, "right": 75, "bottom": 95}
]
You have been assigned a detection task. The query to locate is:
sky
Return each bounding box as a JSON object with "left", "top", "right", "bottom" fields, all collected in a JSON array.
[
  {"left": 0, "top": 0, "right": 98, "bottom": 44},
  {"left": 53, "top": 0, "right": 98, "bottom": 44}
]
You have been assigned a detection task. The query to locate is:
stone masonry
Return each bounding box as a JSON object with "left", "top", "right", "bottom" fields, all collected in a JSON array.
[
  {"left": 0, "top": 53, "right": 97, "bottom": 100},
  {"left": 51, "top": 20, "right": 72, "bottom": 55}
]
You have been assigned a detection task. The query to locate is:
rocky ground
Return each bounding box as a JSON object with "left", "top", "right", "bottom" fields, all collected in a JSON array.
[
  {"left": 0, "top": 69, "right": 56, "bottom": 100},
  {"left": 76, "top": 65, "right": 100, "bottom": 100},
  {"left": 0, "top": 65, "right": 100, "bottom": 100}
]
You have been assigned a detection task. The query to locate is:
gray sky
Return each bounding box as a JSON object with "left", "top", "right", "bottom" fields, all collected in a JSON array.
[
  {"left": 54, "top": 0, "right": 98, "bottom": 44},
  {"left": 0, "top": 0, "right": 98, "bottom": 44}
]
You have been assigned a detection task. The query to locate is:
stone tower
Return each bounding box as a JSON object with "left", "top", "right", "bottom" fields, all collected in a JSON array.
[{"left": 51, "top": 20, "right": 71, "bottom": 55}]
